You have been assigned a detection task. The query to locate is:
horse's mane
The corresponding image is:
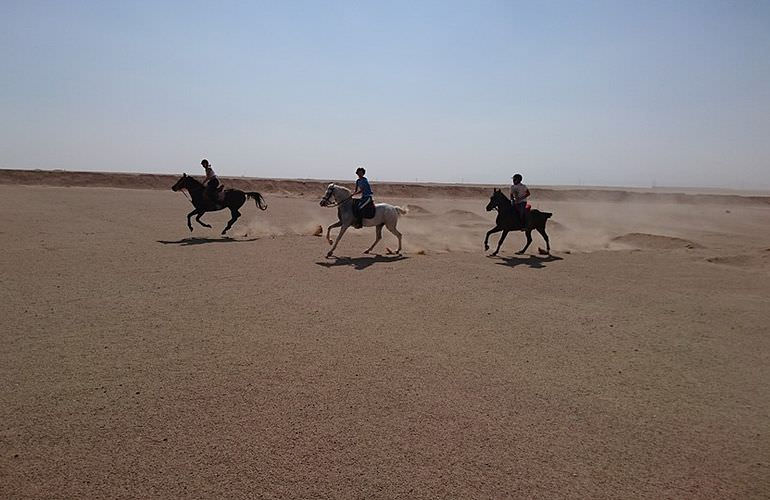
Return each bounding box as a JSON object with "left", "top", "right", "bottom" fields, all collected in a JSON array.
[
  {"left": 182, "top": 174, "right": 204, "bottom": 188},
  {"left": 493, "top": 189, "right": 510, "bottom": 202},
  {"left": 332, "top": 183, "right": 351, "bottom": 194}
]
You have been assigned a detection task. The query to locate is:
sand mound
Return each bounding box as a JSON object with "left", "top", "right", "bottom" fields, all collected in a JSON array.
[
  {"left": 456, "top": 222, "right": 491, "bottom": 229},
  {"left": 706, "top": 252, "right": 769, "bottom": 270},
  {"left": 444, "top": 209, "right": 487, "bottom": 222},
  {"left": 611, "top": 233, "right": 702, "bottom": 250}
]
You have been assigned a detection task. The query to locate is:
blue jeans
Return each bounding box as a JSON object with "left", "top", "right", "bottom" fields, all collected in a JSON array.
[{"left": 514, "top": 201, "right": 527, "bottom": 221}]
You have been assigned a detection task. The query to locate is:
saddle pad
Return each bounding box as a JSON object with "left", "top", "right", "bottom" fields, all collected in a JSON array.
[{"left": 362, "top": 202, "right": 376, "bottom": 219}]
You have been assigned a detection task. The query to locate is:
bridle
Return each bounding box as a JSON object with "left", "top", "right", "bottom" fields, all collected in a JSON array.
[
  {"left": 174, "top": 177, "right": 194, "bottom": 204},
  {"left": 320, "top": 186, "right": 352, "bottom": 208},
  {"left": 489, "top": 193, "right": 514, "bottom": 214}
]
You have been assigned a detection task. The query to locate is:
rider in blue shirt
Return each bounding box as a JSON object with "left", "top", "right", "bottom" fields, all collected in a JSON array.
[{"left": 352, "top": 166, "right": 373, "bottom": 228}]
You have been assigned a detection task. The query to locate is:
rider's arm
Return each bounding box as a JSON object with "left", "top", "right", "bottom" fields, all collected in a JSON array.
[{"left": 525, "top": 188, "right": 531, "bottom": 198}]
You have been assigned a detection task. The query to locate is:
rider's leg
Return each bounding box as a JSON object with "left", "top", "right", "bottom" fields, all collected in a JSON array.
[
  {"left": 355, "top": 197, "right": 371, "bottom": 228},
  {"left": 517, "top": 202, "right": 527, "bottom": 226},
  {"left": 207, "top": 178, "right": 220, "bottom": 207}
]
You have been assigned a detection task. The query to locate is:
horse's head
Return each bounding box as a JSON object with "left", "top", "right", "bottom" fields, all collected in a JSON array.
[
  {"left": 171, "top": 173, "right": 189, "bottom": 192},
  {"left": 320, "top": 183, "right": 335, "bottom": 207},
  {"left": 486, "top": 188, "right": 507, "bottom": 211}
]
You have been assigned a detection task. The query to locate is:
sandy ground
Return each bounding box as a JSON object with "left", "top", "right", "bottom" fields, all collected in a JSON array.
[{"left": 1, "top": 182, "right": 769, "bottom": 498}]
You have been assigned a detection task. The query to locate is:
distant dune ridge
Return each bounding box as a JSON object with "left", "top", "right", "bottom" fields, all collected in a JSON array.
[
  {"left": 611, "top": 233, "right": 702, "bottom": 250},
  {"left": 1, "top": 169, "right": 769, "bottom": 205}
]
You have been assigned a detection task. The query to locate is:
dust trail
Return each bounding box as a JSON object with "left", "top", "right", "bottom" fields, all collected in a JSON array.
[
  {"left": 228, "top": 196, "right": 731, "bottom": 255},
  {"left": 231, "top": 202, "right": 329, "bottom": 239}
]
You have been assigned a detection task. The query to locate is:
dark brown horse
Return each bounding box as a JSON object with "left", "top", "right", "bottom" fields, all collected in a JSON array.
[
  {"left": 484, "top": 189, "right": 552, "bottom": 256},
  {"left": 171, "top": 174, "right": 267, "bottom": 234}
]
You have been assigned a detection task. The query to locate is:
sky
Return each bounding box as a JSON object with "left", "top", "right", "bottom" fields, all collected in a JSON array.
[{"left": 2, "top": 0, "right": 769, "bottom": 188}]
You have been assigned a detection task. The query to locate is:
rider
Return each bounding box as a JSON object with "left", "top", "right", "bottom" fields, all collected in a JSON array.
[
  {"left": 351, "top": 166, "right": 373, "bottom": 228},
  {"left": 201, "top": 159, "right": 220, "bottom": 205},
  {"left": 510, "top": 173, "right": 530, "bottom": 225}
]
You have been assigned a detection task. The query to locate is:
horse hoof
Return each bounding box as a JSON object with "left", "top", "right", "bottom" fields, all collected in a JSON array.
[{"left": 326, "top": 252, "right": 333, "bottom": 258}]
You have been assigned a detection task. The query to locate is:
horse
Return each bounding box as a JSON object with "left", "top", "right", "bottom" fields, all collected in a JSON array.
[
  {"left": 484, "top": 189, "right": 552, "bottom": 256},
  {"left": 319, "top": 183, "right": 408, "bottom": 258},
  {"left": 171, "top": 174, "right": 267, "bottom": 235}
]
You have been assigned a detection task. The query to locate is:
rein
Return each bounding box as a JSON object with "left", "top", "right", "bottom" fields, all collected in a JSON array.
[
  {"left": 322, "top": 190, "right": 353, "bottom": 208},
  {"left": 176, "top": 177, "right": 204, "bottom": 205}
]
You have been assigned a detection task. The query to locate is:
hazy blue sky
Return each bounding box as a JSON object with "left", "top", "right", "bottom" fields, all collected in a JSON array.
[{"left": 2, "top": 0, "right": 769, "bottom": 187}]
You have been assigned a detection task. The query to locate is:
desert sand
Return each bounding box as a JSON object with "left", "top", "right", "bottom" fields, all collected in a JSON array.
[{"left": 1, "top": 171, "right": 769, "bottom": 498}]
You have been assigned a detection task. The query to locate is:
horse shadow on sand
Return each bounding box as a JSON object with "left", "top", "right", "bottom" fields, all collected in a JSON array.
[
  {"left": 157, "top": 237, "right": 260, "bottom": 246},
  {"left": 494, "top": 253, "right": 564, "bottom": 269},
  {"left": 316, "top": 254, "right": 409, "bottom": 271}
]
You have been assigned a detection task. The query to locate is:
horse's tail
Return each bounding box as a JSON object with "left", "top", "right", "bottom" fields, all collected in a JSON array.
[
  {"left": 542, "top": 211, "right": 552, "bottom": 219},
  {"left": 395, "top": 206, "right": 409, "bottom": 215},
  {"left": 247, "top": 192, "right": 268, "bottom": 210}
]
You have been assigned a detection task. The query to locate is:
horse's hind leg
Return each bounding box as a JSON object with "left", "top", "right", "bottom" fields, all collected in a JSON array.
[
  {"left": 186, "top": 209, "right": 198, "bottom": 232},
  {"left": 492, "top": 230, "right": 509, "bottom": 256},
  {"left": 386, "top": 220, "right": 402, "bottom": 254},
  {"left": 222, "top": 208, "right": 240, "bottom": 235},
  {"left": 364, "top": 224, "right": 384, "bottom": 254},
  {"left": 516, "top": 230, "right": 533, "bottom": 255},
  {"left": 536, "top": 226, "right": 550, "bottom": 254},
  {"left": 196, "top": 212, "right": 212, "bottom": 228}
]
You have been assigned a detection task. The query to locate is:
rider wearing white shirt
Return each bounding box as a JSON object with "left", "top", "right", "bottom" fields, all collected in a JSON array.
[
  {"left": 201, "top": 159, "right": 219, "bottom": 204},
  {"left": 510, "top": 173, "right": 530, "bottom": 224}
]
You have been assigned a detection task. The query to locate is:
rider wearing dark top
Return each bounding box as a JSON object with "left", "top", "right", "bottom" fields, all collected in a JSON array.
[
  {"left": 351, "top": 166, "right": 373, "bottom": 228},
  {"left": 201, "top": 159, "right": 219, "bottom": 205}
]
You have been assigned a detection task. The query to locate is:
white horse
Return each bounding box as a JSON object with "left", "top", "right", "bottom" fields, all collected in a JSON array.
[{"left": 319, "top": 183, "right": 407, "bottom": 258}]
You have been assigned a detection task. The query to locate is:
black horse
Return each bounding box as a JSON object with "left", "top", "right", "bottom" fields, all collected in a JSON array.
[
  {"left": 484, "top": 189, "right": 552, "bottom": 256},
  {"left": 171, "top": 174, "right": 267, "bottom": 234}
]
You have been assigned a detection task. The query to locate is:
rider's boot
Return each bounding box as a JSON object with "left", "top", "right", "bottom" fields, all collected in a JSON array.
[{"left": 354, "top": 217, "right": 363, "bottom": 229}]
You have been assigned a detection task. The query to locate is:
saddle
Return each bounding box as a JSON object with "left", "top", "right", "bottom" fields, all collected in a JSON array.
[
  {"left": 516, "top": 203, "right": 532, "bottom": 228},
  {"left": 205, "top": 185, "right": 226, "bottom": 205},
  {"left": 354, "top": 199, "right": 376, "bottom": 219}
]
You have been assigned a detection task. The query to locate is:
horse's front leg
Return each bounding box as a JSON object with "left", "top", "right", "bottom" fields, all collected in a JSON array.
[
  {"left": 326, "top": 220, "right": 341, "bottom": 245},
  {"left": 327, "top": 224, "right": 349, "bottom": 258},
  {"left": 516, "top": 230, "right": 533, "bottom": 254},
  {"left": 195, "top": 211, "right": 211, "bottom": 228},
  {"left": 492, "top": 230, "right": 509, "bottom": 256},
  {"left": 484, "top": 226, "right": 502, "bottom": 251},
  {"left": 186, "top": 209, "right": 198, "bottom": 232}
]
